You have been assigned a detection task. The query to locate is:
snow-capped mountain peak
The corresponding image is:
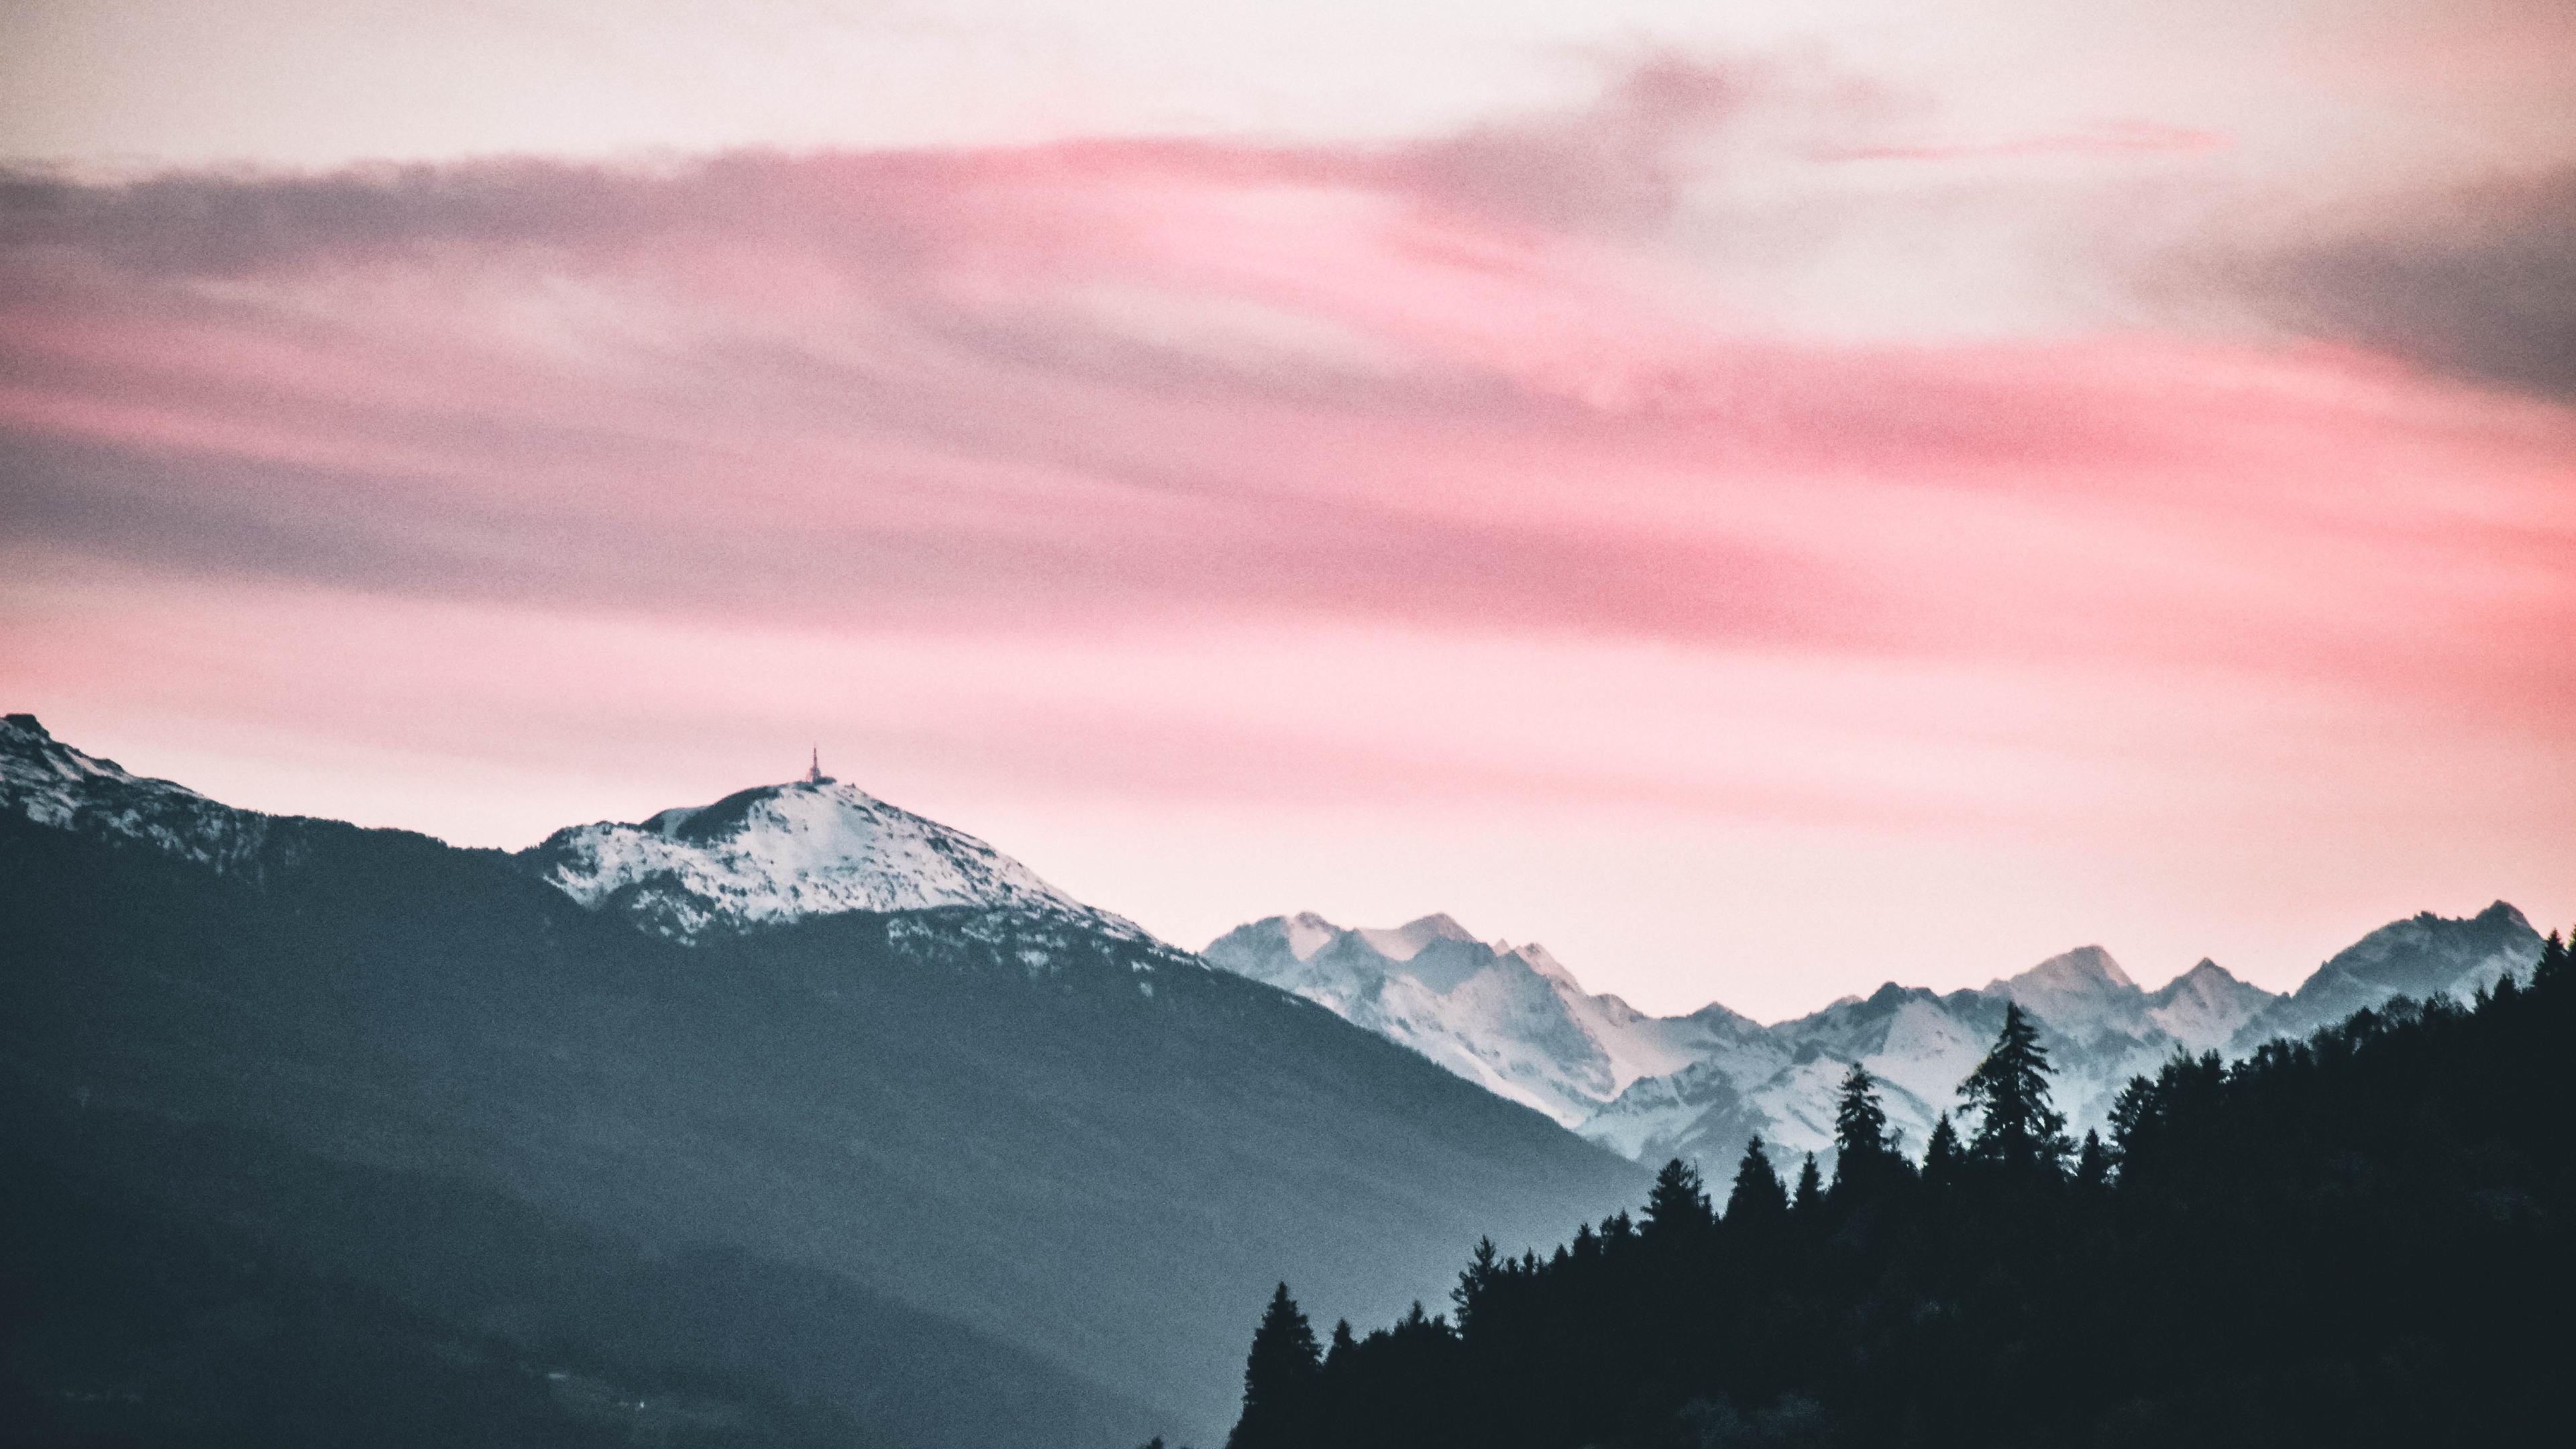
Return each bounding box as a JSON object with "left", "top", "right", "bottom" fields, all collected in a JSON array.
[
  {"left": 1354, "top": 913, "right": 1477, "bottom": 962},
  {"left": 2142, "top": 959, "right": 2275, "bottom": 1053},
  {"left": 1202, "top": 913, "right": 1723, "bottom": 1128},
  {"left": 1497, "top": 941, "right": 1587, "bottom": 991},
  {"left": 1, "top": 713, "right": 276, "bottom": 870},
  {"left": 1989, "top": 945, "right": 2137, "bottom": 997},
  {"left": 518, "top": 775, "right": 1134, "bottom": 943},
  {"left": 1979, "top": 945, "right": 2145, "bottom": 1038},
  {"left": 1216, "top": 902, "right": 2526, "bottom": 1175}
]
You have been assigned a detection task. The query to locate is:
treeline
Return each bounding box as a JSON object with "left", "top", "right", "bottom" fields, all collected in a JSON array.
[{"left": 1212, "top": 932, "right": 2573, "bottom": 1448}]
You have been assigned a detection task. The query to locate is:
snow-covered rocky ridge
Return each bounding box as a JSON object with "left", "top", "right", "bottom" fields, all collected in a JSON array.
[
  {"left": 517, "top": 775, "right": 1148, "bottom": 944},
  {"left": 1203, "top": 912, "right": 1762, "bottom": 1128},
  {"left": 5, "top": 716, "right": 1157, "bottom": 955},
  {"left": 0, "top": 714, "right": 284, "bottom": 872},
  {"left": 1205, "top": 906, "right": 2545, "bottom": 1168}
]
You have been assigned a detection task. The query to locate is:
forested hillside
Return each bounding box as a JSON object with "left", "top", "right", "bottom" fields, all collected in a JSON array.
[
  {"left": 1223, "top": 931, "right": 2574, "bottom": 1448},
  {"left": 1, "top": 720, "right": 1642, "bottom": 1447}
]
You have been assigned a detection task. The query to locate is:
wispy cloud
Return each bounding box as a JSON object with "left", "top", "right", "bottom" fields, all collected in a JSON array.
[{"left": 2, "top": 50, "right": 2571, "bottom": 1011}]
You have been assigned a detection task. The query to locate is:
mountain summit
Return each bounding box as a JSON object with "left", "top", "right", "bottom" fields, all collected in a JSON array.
[
  {"left": 1, "top": 714, "right": 270, "bottom": 869},
  {"left": 1209, "top": 902, "right": 2545, "bottom": 1173},
  {"left": 1203, "top": 913, "right": 1752, "bottom": 1128},
  {"left": 3, "top": 720, "right": 1645, "bottom": 1446},
  {"left": 520, "top": 776, "right": 1135, "bottom": 943}
]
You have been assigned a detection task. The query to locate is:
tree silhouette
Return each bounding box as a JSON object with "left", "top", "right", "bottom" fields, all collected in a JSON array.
[
  {"left": 2538, "top": 930, "right": 2568, "bottom": 987},
  {"left": 1723, "top": 1138, "right": 1788, "bottom": 1224},
  {"left": 1451, "top": 1238, "right": 1503, "bottom": 1332},
  {"left": 1960, "top": 1002, "right": 2070, "bottom": 1174},
  {"left": 1227, "top": 1283, "right": 1320, "bottom": 1449},
  {"left": 1641, "top": 1159, "right": 1714, "bottom": 1238},
  {"left": 2073, "top": 1129, "right": 2110, "bottom": 1191},
  {"left": 1923, "top": 1112, "right": 1964, "bottom": 1187},
  {"left": 1230, "top": 958, "right": 2567, "bottom": 1448},
  {"left": 1830, "top": 1063, "right": 1898, "bottom": 1195},
  {"left": 1792, "top": 1153, "right": 1823, "bottom": 1216}
]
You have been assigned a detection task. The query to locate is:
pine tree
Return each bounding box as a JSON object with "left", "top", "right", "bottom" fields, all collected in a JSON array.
[
  {"left": 1642, "top": 1158, "right": 1715, "bottom": 1238},
  {"left": 1227, "top": 1283, "right": 1320, "bottom": 1449},
  {"left": 1831, "top": 1062, "right": 1897, "bottom": 1194},
  {"left": 1326, "top": 1318, "right": 1356, "bottom": 1369},
  {"left": 2537, "top": 930, "right": 2568, "bottom": 988},
  {"left": 1724, "top": 1138, "right": 1788, "bottom": 1224},
  {"left": 1792, "top": 1153, "right": 1823, "bottom": 1215},
  {"left": 1960, "top": 1002, "right": 2072, "bottom": 1175},
  {"left": 1924, "top": 1112, "right": 1964, "bottom": 1186},
  {"left": 1451, "top": 1237, "right": 1501, "bottom": 1332},
  {"left": 2074, "top": 1129, "right": 2110, "bottom": 1191},
  {"left": 2108, "top": 1075, "right": 2155, "bottom": 1162}
]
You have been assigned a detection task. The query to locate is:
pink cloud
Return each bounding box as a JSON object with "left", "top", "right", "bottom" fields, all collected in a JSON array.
[
  {"left": 1813, "top": 118, "right": 2231, "bottom": 164},
  {"left": 5, "top": 142, "right": 2571, "bottom": 689},
  {"left": 2, "top": 84, "right": 2571, "bottom": 1010}
]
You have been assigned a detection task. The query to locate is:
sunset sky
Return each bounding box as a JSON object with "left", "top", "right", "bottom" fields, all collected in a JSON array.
[{"left": 4, "top": 0, "right": 2571, "bottom": 1019}]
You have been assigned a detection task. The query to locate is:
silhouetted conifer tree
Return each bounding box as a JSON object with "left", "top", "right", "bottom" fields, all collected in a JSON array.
[
  {"left": 1642, "top": 1159, "right": 1715, "bottom": 1237},
  {"left": 1227, "top": 1283, "right": 1320, "bottom": 1449},
  {"left": 1327, "top": 1318, "right": 1356, "bottom": 1368},
  {"left": 2538, "top": 930, "right": 2568, "bottom": 987},
  {"left": 1923, "top": 1112, "right": 1964, "bottom": 1186},
  {"left": 1451, "top": 1238, "right": 1501, "bottom": 1332},
  {"left": 2106, "top": 1076, "right": 2153, "bottom": 1163},
  {"left": 1960, "top": 1002, "right": 2071, "bottom": 1174},
  {"left": 1724, "top": 1138, "right": 1788, "bottom": 1223},
  {"left": 1792, "top": 1153, "right": 1823, "bottom": 1215},
  {"left": 2074, "top": 1129, "right": 2110, "bottom": 1190},
  {"left": 1570, "top": 1220, "right": 1599, "bottom": 1260},
  {"left": 1234, "top": 956, "right": 2567, "bottom": 1449},
  {"left": 1831, "top": 1062, "right": 1899, "bottom": 1195}
]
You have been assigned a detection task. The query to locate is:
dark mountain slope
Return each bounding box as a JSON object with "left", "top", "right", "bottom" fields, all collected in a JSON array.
[{"left": 0, "top": 792, "right": 1642, "bottom": 1442}]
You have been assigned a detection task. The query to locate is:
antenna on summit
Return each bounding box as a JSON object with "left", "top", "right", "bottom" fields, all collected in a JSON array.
[{"left": 807, "top": 747, "right": 826, "bottom": 786}]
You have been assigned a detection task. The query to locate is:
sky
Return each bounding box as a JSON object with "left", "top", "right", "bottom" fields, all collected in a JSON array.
[{"left": 3, "top": 1, "right": 2573, "bottom": 1020}]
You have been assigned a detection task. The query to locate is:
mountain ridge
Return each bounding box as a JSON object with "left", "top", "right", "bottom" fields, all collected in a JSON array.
[
  {"left": 3, "top": 716, "right": 1647, "bottom": 1446},
  {"left": 1205, "top": 904, "right": 2546, "bottom": 1170},
  {"left": 519, "top": 774, "right": 1150, "bottom": 944}
]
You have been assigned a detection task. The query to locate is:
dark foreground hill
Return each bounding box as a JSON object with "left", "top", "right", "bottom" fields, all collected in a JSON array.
[
  {"left": 0, "top": 727, "right": 1646, "bottom": 1447},
  {"left": 1226, "top": 936, "right": 2574, "bottom": 1448}
]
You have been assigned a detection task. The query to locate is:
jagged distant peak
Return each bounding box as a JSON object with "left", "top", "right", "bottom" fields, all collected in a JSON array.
[
  {"left": 1275, "top": 911, "right": 1344, "bottom": 961},
  {"left": 1354, "top": 912, "right": 1479, "bottom": 961},
  {"left": 2150, "top": 957, "right": 2258, "bottom": 1000},
  {"left": 1986, "top": 944, "right": 2137, "bottom": 998},
  {"left": 1201, "top": 908, "right": 1732, "bottom": 1128},
  {"left": 3, "top": 713, "right": 168, "bottom": 794},
  {"left": 1498, "top": 940, "right": 1585, "bottom": 989},
  {"left": 1, "top": 712, "right": 282, "bottom": 871},
  {"left": 519, "top": 773, "right": 1131, "bottom": 943}
]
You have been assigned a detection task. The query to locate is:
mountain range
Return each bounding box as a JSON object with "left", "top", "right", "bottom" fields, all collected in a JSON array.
[
  {"left": 5, "top": 710, "right": 2550, "bottom": 1446},
  {"left": 0, "top": 716, "right": 1644, "bottom": 1447},
  {"left": 1205, "top": 904, "right": 2545, "bottom": 1172}
]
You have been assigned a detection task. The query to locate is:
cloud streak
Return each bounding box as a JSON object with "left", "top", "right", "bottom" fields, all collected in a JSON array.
[
  {"left": 3, "top": 52, "right": 2571, "bottom": 1012},
  {"left": 2203, "top": 167, "right": 2576, "bottom": 400}
]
